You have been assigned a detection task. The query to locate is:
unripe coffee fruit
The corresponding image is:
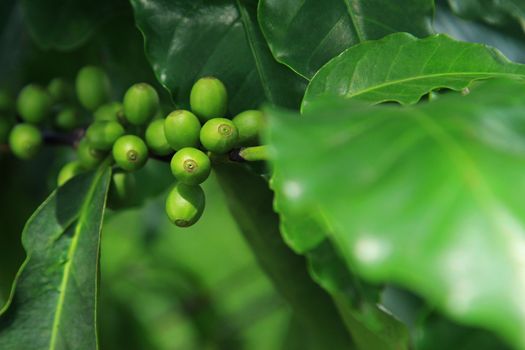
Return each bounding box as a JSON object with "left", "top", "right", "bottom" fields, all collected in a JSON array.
[
  {"left": 55, "top": 107, "right": 78, "bottom": 131},
  {"left": 145, "top": 119, "right": 172, "bottom": 155},
  {"left": 17, "top": 84, "right": 52, "bottom": 124},
  {"left": 112, "top": 135, "right": 148, "bottom": 171},
  {"left": 232, "top": 110, "right": 264, "bottom": 146},
  {"left": 164, "top": 110, "right": 201, "bottom": 150},
  {"left": 9, "top": 123, "right": 42, "bottom": 159},
  {"left": 200, "top": 118, "right": 238, "bottom": 154},
  {"left": 47, "top": 78, "right": 71, "bottom": 103},
  {"left": 86, "top": 121, "right": 125, "bottom": 151},
  {"left": 165, "top": 183, "right": 205, "bottom": 227},
  {"left": 57, "top": 161, "right": 84, "bottom": 186},
  {"left": 94, "top": 102, "right": 124, "bottom": 123},
  {"left": 76, "top": 66, "right": 110, "bottom": 111},
  {"left": 123, "top": 83, "right": 159, "bottom": 125},
  {"left": 190, "top": 77, "right": 227, "bottom": 122},
  {"left": 108, "top": 171, "right": 137, "bottom": 209},
  {"left": 77, "top": 138, "right": 106, "bottom": 170},
  {"left": 170, "top": 147, "right": 211, "bottom": 185}
]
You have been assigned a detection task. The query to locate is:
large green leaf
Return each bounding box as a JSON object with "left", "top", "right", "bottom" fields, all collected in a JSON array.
[
  {"left": 258, "top": 0, "right": 434, "bottom": 79},
  {"left": 130, "top": 0, "right": 306, "bottom": 113},
  {"left": 276, "top": 164, "right": 411, "bottom": 349},
  {"left": 266, "top": 79, "right": 525, "bottom": 349},
  {"left": 0, "top": 164, "right": 111, "bottom": 350},
  {"left": 303, "top": 32, "right": 525, "bottom": 109},
  {"left": 21, "top": 0, "right": 126, "bottom": 50}
]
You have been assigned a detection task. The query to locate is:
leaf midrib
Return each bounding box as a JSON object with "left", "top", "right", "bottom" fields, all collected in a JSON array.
[
  {"left": 411, "top": 110, "right": 513, "bottom": 237},
  {"left": 344, "top": 71, "right": 525, "bottom": 100},
  {"left": 48, "top": 168, "right": 106, "bottom": 350}
]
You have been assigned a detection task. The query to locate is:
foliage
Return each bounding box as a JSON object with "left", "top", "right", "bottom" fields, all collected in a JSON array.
[
  {"left": 0, "top": 165, "right": 111, "bottom": 349},
  {"left": 267, "top": 79, "right": 525, "bottom": 349},
  {"left": 1, "top": 0, "right": 525, "bottom": 349}
]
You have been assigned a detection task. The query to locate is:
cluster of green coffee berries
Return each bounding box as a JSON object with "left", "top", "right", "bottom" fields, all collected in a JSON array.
[
  {"left": 157, "top": 77, "right": 264, "bottom": 227},
  {"left": 1, "top": 67, "right": 265, "bottom": 227},
  {"left": 0, "top": 76, "right": 76, "bottom": 159}
]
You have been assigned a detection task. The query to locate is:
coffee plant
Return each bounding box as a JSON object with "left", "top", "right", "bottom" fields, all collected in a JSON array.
[{"left": 2, "top": 0, "right": 525, "bottom": 349}]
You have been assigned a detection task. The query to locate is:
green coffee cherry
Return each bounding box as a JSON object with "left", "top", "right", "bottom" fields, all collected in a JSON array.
[
  {"left": 54, "top": 107, "right": 78, "bottom": 131},
  {"left": 0, "top": 118, "right": 13, "bottom": 144},
  {"left": 123, "top": 83, "right": 159, "bottom": 125},
  {"left": 94, "top": 102, "right": 124, "bottom": 123},
  {"left": 112, "top": 135, "right": 148, "bottom": 171},
  {"left": 190, "top": 77, "right": 228, "bottom": 122},
  {"left": 77, "top": 138, "right": 106, "bottom": 170},
  {"left": 76, "top": 66, "right": 110, "bottom": 111},
  {"left": 17, "top": 84, "right": 52, "bottom": 124},
  {"left": 9, "top": 123, "right": 42, "bottom": 159},
  {"left": 47, "top": 78, "right": 71, "bottom": 103},
  {"left": 232, "top": 110, "right": 264, "bottom": 146},
  {"left": 165, "top": 183, "right": 205, "bottom": 227},
  {"left": 108, "top": 171, "right": 136, "bottom": 209},
  {"left": 200, "top": 118, "right": 238, "bottom": 154},
  {"left": 0, "top": 89, "right": 14, "bottom": 113},
  {"left": 86, "top": 121, "right": 125, "bottom": 151},
  {"left": 145, "top": 119, "right": 172, "bottom": 156},
  {"left": 170, "top": 147, "right": 211, "bottom": 185},
  {"left": 164, "top": 110, "right": 201, "bottom": 150},
  {"left": 57, "top": 161, "right": 84, "bottom": 186}
]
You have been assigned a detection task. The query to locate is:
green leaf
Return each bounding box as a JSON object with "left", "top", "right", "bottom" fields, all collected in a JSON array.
[
  {"left": 275, "top": 165, "right": 411, "bottom": 349},
  {"left": 303, "top": 32, "right": 525, "bottom": 109},
  {"left": 0, "top": 165, "right": 111, "bottom": 350},
  {"left": 130, "top": 0, "right": 306, "bottom": 113},
  {"left": 21, "top": 0, "right": 126, "bottom": 50},
  {"left": 272, "top": 177, "right": 407, "bottom": 350},
  {"left": 266, "top": 79, "right": 525, "bottom": 349},
  {"left": 213, "top": 161, "right": 353, "bottom": 349},
  {"left": 258, "top": 0, "right": 434, "bottom": 79}
]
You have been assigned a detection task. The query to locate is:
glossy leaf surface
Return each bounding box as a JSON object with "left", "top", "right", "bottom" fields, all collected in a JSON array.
[
  {"left": 0, "top": 166, "right": 111, "bottom": 350},
  {"left": 267, "top": 79, "right": 525, "bottom": 349},
  {"left": 303, "top": 33, "right": 525, "bottom": 109},
  {"left": 258, "top": 0, "right": 434, "bottom": 79}
]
